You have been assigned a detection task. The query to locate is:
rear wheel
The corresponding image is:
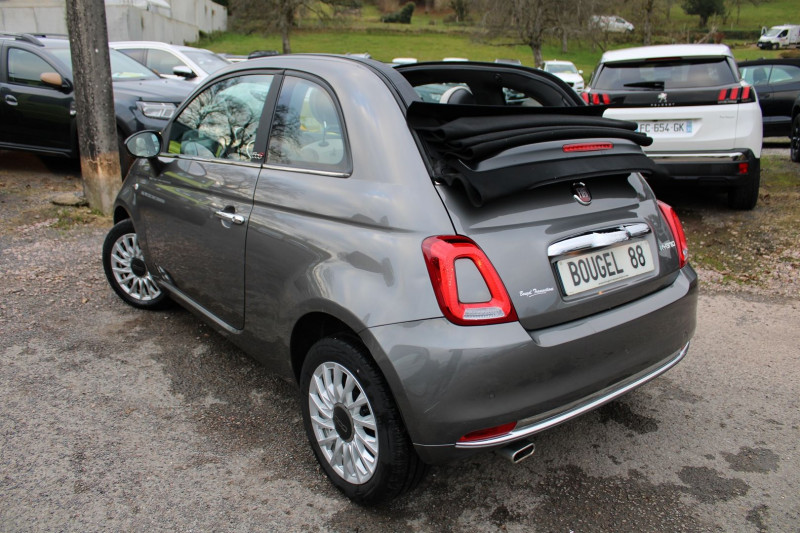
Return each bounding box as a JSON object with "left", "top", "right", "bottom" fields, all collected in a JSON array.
[
  {"left": 300, "top": 337, "right": 427, "bottom": 505},
  {"left": 790, "top": 115, "right": 800, "bottom": 163},
  {"left": 728, "top": 172, "right": 760, "bottom": 210}
]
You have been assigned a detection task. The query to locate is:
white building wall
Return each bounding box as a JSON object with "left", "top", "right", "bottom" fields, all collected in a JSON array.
[{"left": 0, "top": 0, "right": 227, "bottom": 44}]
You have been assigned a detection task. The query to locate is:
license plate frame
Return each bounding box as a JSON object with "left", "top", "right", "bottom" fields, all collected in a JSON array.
[
  {"left": 555, "top": 240, "right": 655, "bottom": 296},
  {"left": 636, "top": 120, "right": 693, "bottom": 136}
]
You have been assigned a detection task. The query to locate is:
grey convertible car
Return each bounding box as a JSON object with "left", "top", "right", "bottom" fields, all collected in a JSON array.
[{"left": 103, "top": 56, "right": 698, "bottom": 504}]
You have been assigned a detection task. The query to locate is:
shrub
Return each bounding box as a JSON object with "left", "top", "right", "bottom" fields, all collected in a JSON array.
[{"left": 382, "top": 2, "right": 415, "bottom": 23}]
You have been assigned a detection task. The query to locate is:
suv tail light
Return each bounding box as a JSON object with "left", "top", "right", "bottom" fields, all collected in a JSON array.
[
  {"left": 581, "top": 91, "right": 610, "bottom": 105},
  {"left": 422, "top": 236, "right": 518, "bottom": 326},
  {"left": 657, "top": 201, "right": 688, "bottom": 268},
  {"left": 718, "top": 85, "right": 755, "bottom": 104}
]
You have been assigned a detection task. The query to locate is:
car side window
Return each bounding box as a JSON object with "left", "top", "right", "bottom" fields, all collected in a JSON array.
[
  {"left": 7, "top": 48, "right": 55, "bottom": 87},
  {"left": 147, "top": 49, "right": 185, "bottom": 76},
  {"left": 267, "top": 76, "right": 348, "bottom": 173},
  {"left": 167, "top": 74, "right": 273, "bottom": 162},
  {"left": 117, "top": 48, "right": 146, "bottom": 65},
  {"left": 768, "top": 65, "right": 800, "bottom": 86}
]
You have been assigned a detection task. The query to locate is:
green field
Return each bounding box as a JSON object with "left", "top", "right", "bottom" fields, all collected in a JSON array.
[{"left": 193, "top": 0, "right": 799, "bottom": 76}]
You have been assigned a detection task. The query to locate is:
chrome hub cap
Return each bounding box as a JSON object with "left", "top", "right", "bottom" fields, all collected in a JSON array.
[
  {"left": 110, "top": 232, "right": 162, "bottom": 302},
  {"left": 309, "top": 362, "right": 378, "bottom": 484}
]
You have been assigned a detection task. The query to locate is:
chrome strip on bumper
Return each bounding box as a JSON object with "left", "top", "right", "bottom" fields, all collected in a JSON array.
[
  {"left": 455, "top": 341, "right": 690, "bottom": 449},
  {"left": 647, "top": 151, "right": 747, "bottom": 163}
]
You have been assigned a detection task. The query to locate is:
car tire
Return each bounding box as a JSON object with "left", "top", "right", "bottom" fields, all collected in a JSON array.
[
  {"left": 728, "top": 172, "right": 760, "bottom": 210},
  {"left": 790, "top": 115, "right": 800, "bottom": 163},
  {"left": 300, "top": 336, "right": 428, "bottom": 505},
  {"left": 102, "top": 219, "right": 170, "bottom": 309}
]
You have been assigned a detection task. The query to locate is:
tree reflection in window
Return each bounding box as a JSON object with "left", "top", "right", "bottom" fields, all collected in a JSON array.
[
  {"left": 168, "top": 74, "right": 273, "bottom": 161},
  {"left": 267, "top": 77, "right": 348, "bottom": 173}
]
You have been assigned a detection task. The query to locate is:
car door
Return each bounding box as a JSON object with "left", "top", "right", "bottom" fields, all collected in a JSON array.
[
  {"left": 136, "top": 72, "right": 277, "bottom": 329},
  {"left": 766, "top": 63, "right": 800, "bottom": 133},
  {"left": 0, "top": 45, "right": 74, "bottom": 153}
]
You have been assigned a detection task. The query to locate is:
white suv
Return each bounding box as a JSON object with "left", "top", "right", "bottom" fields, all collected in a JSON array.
[
  {"left": 583, "top": 44, "right": 762, "bottom": 209},
  {"left": 542, "top": 60, "right": 585, "bottom": 93},
  {"left": 110, "top": 41, "right": 231, "bottom": 83}
]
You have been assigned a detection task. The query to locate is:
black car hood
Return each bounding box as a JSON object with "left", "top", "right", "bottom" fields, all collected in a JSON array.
[{"left": 113, "top": 78, "right": 194, "bottom": 103}]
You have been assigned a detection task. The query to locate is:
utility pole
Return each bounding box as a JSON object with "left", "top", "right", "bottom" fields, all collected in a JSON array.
[{"left": 65, "top": 0, "right": 121, "bottom": 215}]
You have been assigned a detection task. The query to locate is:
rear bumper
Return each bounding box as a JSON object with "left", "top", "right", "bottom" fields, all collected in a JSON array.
[
  {"left": 647, "top": 149, "right": 759, "bottom": 188},
  {"left": 364, "top": 266, "right": 698, "bottom": 464}
]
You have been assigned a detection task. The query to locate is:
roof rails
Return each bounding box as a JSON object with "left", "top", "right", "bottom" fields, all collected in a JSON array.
[{"left": 0, "top": 32, "right": 45, "bottom": 46}]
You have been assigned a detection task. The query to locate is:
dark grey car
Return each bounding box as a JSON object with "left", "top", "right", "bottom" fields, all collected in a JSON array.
[{"left": 102, "top": 55, "right": 698, "bottom": 504}]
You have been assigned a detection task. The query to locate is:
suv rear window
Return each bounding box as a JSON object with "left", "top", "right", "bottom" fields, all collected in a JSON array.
[{"left": 593, "top": 58, "right": 737, "bottom": 90}]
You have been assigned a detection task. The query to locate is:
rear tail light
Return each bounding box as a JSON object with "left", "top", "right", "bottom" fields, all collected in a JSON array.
[
  {"left": 422, "top": 236, "right": 518, "bottom": 326},
  {"left": 718, "top": 85, "right": 755, "bottom": 104},
  {"left": 657, "top": 201, "right": 688, "bottom": 268},
  {"left": 581, "top": 91, "right": 610, "bottom": 105},
  {"left": 459, "top": 422, "right": 517, "bottom": 443}
]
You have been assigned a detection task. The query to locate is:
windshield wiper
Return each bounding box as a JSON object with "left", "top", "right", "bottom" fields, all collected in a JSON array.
[{"left": 623, "top": 81, "right": 665, "bottom": 89}]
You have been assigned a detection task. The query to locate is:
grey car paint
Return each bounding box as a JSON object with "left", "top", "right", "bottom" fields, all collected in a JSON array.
[{"left": 113, "top": 55, "right": 697, "bottom": 464}]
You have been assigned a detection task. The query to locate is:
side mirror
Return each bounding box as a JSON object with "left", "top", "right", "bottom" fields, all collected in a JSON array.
[
  {"left": 578, "top": 70, "right": 584, "bottom": 75},
  {"left": 40, "top": 72, "right": 71, "bottom": 92},
  {"left": 173, "top": 65, "right": 197, "bottom": 79},
  {"left": 125, "top": 130, "right": 162, "bottom": 158}
]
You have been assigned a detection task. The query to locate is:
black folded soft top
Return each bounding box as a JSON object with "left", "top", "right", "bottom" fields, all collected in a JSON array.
[{"left": 407, "top": 102, "right": 663, "bottom": 206}]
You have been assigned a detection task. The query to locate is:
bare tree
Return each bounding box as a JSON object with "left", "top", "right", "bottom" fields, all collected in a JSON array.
[
  {"left": 479, "top": 0, "right": 558, "bottom": 67},
  {"left": 231, "top": 0, "right": 358, "bottom": 54}
]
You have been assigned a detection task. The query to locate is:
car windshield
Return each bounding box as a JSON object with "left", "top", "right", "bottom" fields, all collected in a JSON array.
[
  {"left": 49, "top": 48, "right": 161, "bottom": 81},
  {"left": 593, "top": 57, "right": 737, "bottom": 90},
  {"left": 546, "top": 63, "right": 578, "bottom": 74},
  {"left": 183, "top": 50, "right": 231, "bottom": 73},
  {"left": 763, "top": 28, "right": 782, "bottom": 37}
]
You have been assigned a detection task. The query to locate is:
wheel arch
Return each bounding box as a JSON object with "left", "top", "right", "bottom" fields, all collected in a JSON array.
[
  {"left": 113, "top": 205, "right": 131, "bottom": 224},
  {"left": 289, "top": 312, "right": 362, "bottom": 383}
]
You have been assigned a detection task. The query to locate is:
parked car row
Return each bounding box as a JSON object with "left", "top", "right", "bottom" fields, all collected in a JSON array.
[{"left": 0, "top": 33, "right": 194, "bottom": 171}]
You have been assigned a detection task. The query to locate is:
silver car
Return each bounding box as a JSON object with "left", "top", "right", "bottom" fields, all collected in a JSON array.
[{"left": 103, "top": 56, "right": 698, "bottom": 504}]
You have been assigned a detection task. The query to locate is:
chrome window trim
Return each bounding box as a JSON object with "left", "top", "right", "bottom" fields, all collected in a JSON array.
[{"left": 261, "top": 163, "right": 351, "bottom": 178}]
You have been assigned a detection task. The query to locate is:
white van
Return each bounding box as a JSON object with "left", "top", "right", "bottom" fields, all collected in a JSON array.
[{"left": 757, "top": 25, "right": 800, "bottom": 50}]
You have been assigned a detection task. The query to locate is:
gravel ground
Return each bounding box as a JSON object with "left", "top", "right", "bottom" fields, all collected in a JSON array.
[{"left": 1, "top": 151, "right": 798, "bottom": 531}]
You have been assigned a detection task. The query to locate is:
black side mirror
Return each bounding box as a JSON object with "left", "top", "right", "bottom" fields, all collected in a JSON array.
[
  {"left": 125, "top": 131, "right": 162, "bottom": 158},
  {"left": 173, "top": 66, "right": 197, "bottom": 79}
]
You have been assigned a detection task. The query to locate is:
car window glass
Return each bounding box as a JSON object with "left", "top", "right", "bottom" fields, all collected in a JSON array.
[
  {"left": 118, "top": 48, "right": 146, "bottom": 64},
  {"left": 183, "top": 50, "right": 230, "bottom": 73},
  {"left": 7, "top": 48, "right": 55, "bottom": 87},
  {"left": 167, "top": 74, "right": 273, "bottom": 162},
  {"left": 768, "top": 65, "right": 800, "bottom": 86},
  {"left": 147, "top": 49, "right": 185, "bottom": 76},
  {"left": 741, "top": 65, "right": 771, "bottom": 86},
  {"left": 594, "top": 58, "right": 736, "bottom": 90},
  {"left": 267, "top": 77, "right": 348, "bottom": 173}
]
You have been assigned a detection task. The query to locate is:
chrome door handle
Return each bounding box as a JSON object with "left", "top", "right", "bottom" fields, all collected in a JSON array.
[
  {"left": 214, "top": 210, "right": 245, "bottom": 225},
  {"left": 4, "top": 95, "right": 18, "bottom": 106}
]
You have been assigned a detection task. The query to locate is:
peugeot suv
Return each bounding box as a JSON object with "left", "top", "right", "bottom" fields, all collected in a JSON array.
[
  {"left": 583, "top": 44, "right": 762, "bottom": 209},
  {"left": 103, "top": 56, "right": 698, "bottom": 504}
]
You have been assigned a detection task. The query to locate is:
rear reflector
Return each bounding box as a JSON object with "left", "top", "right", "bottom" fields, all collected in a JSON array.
[
  {"left": 422, "top": 236, "right": 517, "bottom": 326},
  {"left": 657, "top": 200, "right": 688, "bottom": 268},
  {"left": 563, "top": 142, "right": 614, "bottom": 153},
  {"left": 459, "top": 422, "right": 517, "bottom": 443},
  {"left": 738, "top": 162, "right": 749, "bottom": 175}
]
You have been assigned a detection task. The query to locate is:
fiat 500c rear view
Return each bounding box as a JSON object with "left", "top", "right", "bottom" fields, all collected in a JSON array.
[{"left": 103, "top": 56, "right": 698, "bottom": 504}]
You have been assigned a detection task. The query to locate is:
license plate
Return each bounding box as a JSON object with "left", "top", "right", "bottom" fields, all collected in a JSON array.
[
  {"left": 636, "top": 120, "right": 693, "bottom": 136},
  {"left": 555, "top": 241, "right": 655, "bottom": 296}
]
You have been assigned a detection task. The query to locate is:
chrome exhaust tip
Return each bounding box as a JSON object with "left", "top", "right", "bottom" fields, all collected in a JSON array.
[{"left": 496, "top": 440, "right": 535, "bottom": 464}]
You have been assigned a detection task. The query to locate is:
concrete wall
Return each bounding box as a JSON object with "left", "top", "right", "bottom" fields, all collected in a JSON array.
[{"left": 0, "top": 0, "right": 227, "bottom": 44}]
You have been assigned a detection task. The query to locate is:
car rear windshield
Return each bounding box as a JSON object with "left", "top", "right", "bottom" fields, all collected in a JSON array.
[{"left": 593, "top": 57, "right": 737, "bottom": 90}]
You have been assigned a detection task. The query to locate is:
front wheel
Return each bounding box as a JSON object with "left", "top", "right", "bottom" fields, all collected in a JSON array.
[
  {"left": 790, "top": 115, "right": 800, "bottom": 163},
  {"left": 102, "top": 219, "right": 169, "bottom": 309},
  {"left": 300, "top": 337, "right": 427, "bottom": 505}
]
